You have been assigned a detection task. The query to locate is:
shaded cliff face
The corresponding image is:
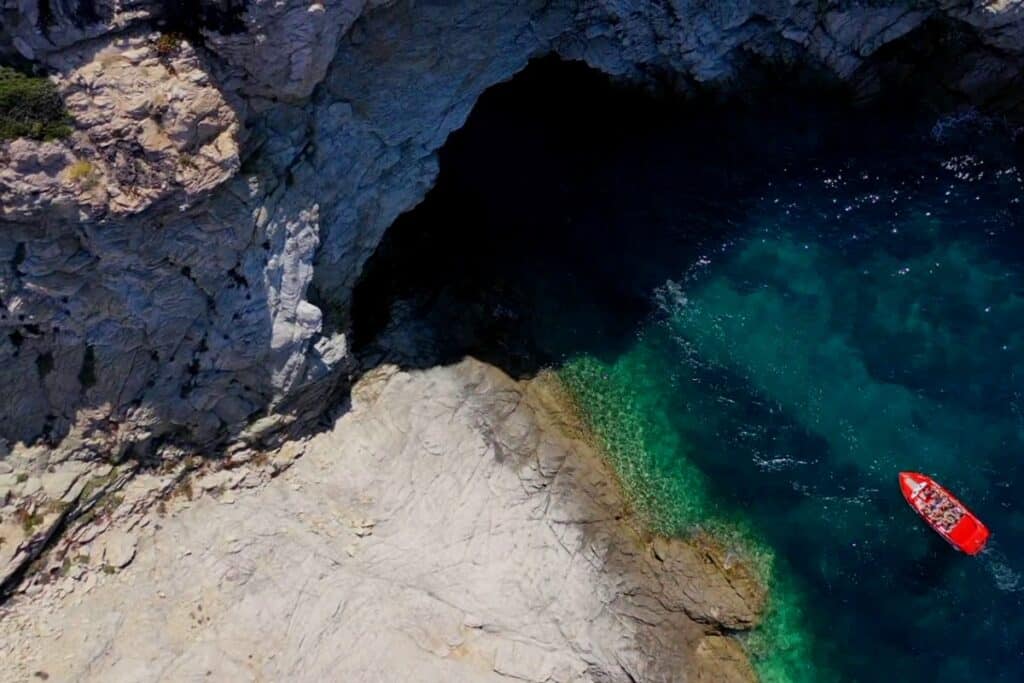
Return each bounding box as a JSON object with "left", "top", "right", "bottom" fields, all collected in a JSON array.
[{"left": 0, "top": 0, "right": 1022, "bottom": 465}]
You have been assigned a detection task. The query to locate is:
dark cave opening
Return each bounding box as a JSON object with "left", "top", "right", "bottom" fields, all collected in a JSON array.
[
  {"left": 157, "top": 0, "right": 248, "bottom": 38},
  {"left": 349, "top": 54, "right": 1008, "bottom": 378}
]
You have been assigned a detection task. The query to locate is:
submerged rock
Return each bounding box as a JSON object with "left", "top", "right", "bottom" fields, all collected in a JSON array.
[{"left": 0, "top": 359, "right": 765, "bottom": 681}]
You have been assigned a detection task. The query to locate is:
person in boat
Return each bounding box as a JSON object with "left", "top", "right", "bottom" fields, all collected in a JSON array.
[{"left": 941, "top": 507, "right": 962, "bottom": 530}]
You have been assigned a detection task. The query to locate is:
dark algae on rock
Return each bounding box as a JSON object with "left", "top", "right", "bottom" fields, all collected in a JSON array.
[{"left": 0, "top": 66, "right": 70, "bottom": 141}]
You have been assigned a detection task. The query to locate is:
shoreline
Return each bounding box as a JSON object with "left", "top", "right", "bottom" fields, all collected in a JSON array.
[
  {"left": 555, "top": 353, "right": 816, "bottom": 682},
  {"left": 0, "top": 357, "right": 766, "bottom": 682},
  {"left": 524, "top": 367, "right": 768, "bottom": 625}
]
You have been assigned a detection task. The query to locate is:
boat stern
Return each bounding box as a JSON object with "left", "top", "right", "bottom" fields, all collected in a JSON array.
[{"left": 950, "top": 515, "right": 991, "bottom": 555}]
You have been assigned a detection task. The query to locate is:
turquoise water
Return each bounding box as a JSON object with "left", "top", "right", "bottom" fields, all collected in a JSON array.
[
  {"left": 557, "top": 142, "right": 1024, "bottom": 680},
  {"left": 353, "top": 60, "right": 1024, "bottom": 682},
  {"left": 559, "top": 152, "right": 1024, "bottom": 679}
]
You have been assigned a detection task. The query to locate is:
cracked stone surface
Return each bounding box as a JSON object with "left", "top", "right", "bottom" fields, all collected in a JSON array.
[
  {"left": 0, "top": 0, "right": 1022, "bottom": 463},
  {"left": 0, "top": 358, "right": 765, "bottom": 681}
]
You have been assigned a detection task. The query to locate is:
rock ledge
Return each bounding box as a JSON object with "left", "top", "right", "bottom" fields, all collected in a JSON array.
[{"left": 0, "top": 358, "right": 764, "bottom": 682}]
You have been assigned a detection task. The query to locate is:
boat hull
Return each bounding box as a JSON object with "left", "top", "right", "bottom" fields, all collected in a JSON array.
[{"left": 899, "top": 472, "right": 990, "bottom": 555}]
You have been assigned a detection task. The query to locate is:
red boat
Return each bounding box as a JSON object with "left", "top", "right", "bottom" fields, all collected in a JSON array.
[{"left": 899, "top": 472, "right": 990, "bottom": 555}]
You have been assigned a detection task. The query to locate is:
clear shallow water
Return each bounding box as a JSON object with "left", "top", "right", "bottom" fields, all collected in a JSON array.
[{"left": 353, "top": 59, "right": 1024, "bottom": 683}]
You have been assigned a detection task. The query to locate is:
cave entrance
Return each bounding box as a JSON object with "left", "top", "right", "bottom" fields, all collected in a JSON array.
[{"left": 348, "top": 54, "right": 1008, "bottom": 379}]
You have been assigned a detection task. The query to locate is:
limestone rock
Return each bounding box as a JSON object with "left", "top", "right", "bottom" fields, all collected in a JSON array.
[
  {"left": 0, "top": 359, "right": 763, "bottom": 682},
  {"left": 0, "top": 0, "right": 1021, "bottom": 468},
  {"left": 0, "top": 520, "right": 25, "bottom": 575},
  {"left": 100, "top": 530, "right": 136, "bottom": 569},
  {"left": 2, "top": 35, "right": 242, "bottom": 222},
  {"left": 202, "top": 0, "right": 368, "bottom": 100},
  {"left": 40, "top": 464, "right": 87, "bottom": 501},
  {"left": 0, "top": 0, "right": 1022, "bottom": 616}
]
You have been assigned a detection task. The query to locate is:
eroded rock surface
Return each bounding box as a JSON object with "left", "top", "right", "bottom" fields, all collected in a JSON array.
[
  {"left": 0, "top": 359, "right": 765, "bottom": 682},
  {"left": 1, "top": 0, "right": 1023, "bottom": 466}
]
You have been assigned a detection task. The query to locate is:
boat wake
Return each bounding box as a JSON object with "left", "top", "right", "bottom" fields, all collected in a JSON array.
[{"left": 981, "top": 544, "right": 1023, "bottom": 593}]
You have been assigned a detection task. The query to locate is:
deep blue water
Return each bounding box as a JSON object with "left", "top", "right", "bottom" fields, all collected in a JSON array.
[
  {"left": 588, "top": 142, "right": 1024, "bottom": 681},
  {"left": 353, "top": 59, "right": 1024, "bottom": 682}
]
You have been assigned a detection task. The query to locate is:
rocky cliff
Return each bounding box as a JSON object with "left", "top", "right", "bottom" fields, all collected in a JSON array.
[
  {"left": 0, "top": 1, "right": 1022, "bottom": 677},
  {"left": 1, "top": 0, "right": 1022, "bottom": 462},
  {"left": 0, "top": 0, "right": 1023, "bottom": 607}
]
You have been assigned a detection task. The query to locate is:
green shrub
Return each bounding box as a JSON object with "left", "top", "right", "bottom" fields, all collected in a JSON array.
[{"left": 0, "top": 66, "right": 72, "bottom": 141}]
